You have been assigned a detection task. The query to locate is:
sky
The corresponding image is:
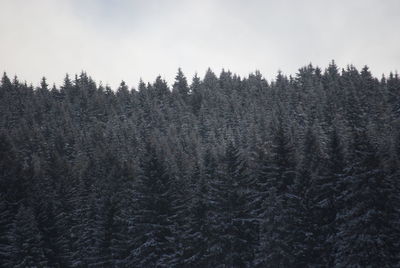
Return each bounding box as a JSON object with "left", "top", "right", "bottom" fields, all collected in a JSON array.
[{"left": 0, "top": 0, "right": 399, "bottom": 89}]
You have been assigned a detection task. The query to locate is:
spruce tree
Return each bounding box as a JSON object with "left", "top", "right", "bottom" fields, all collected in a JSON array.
[
  {"left": 0, "top": 193, "right": 13, "bottom": 267},
  {"left": 314, "top": 126, "right": 345, "bottom": 266},
  {"left": 10, "top": 205, "right": 48, "bottom": 268},
  {"left": 126, "top": 143, "right": 176, "bottom": 267},
  {"left": 335, "top": 130, "right": 399, "bottom": 267},
  {"left": 182, "top": 156, "right": 214, "bottom": 267},
  {"left": 288, "top": 125, "right": 323, "bottom": 267},
  {"left": 257, "top": 118, "right": 297, "bottom": 267},
  {"left": 0, "top": 63, "right": 398, "bottom": 266},
  {"left": 173, "top": 68, "right": 189, "bottom": 98},
  {"left": 208, "top": 141, "right": 256, "bottom": 267}
]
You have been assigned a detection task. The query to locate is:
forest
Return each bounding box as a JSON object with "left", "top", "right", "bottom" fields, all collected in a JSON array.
[{"left": 0, "top": 61, "right": 399, "bottom": 267}]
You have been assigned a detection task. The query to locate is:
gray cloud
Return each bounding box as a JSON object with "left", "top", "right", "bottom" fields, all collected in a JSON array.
[{"left": 0, "top": 0, "right": 399, "bottom": 88}]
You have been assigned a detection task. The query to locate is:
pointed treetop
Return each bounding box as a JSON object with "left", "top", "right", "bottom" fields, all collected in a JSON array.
[
  {"left": 40, "top": 77, "right": 48, "bottom": 90},
  {"left": 13, "top": 75, "right": 19, "bottom": 83},
  {"left": 118, "top": 80, "right": 129, "bottom": 93},
  {"left": 1, "top": 72, "right": 11, "bottom": 88},
  {"left": 153, "top": 75, "right": 169, "bottom": 96},
  {"left": 203, "top": 68, "right": 218, "bottom": 89},
  {"left": 191, "top": 73, "right": 200, "bottom": 85},
  {"left": 204, "top": 68, "right": 217, "bottom": 80},
  {"left": 173, "top": 68, "right": 189, "bottom": 95},
  {"left": 138, "top": 78, "right": 146, "bottom": 92}
]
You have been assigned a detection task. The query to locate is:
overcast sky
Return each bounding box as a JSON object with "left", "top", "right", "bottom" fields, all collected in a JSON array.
[{"left": 1, "top": 0, "right": 399, "bottom": 88}]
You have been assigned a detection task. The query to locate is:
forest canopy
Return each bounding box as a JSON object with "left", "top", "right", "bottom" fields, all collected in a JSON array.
[{"left": 0, "top": 62, "right": 399, "bottom": 267}]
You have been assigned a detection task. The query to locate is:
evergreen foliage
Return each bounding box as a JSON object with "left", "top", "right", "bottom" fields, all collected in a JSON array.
[{"left": 0, "top": 63, "right": 399, "bottom": 267}]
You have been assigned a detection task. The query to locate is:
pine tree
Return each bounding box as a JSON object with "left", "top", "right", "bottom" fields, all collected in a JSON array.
[
  {"left": 173, "top": 68, "right": 189, "bottom": 98},
  {"left": 111, "top": 165, "right": 137, "bottom": 266},
  {"left": 0, "top": 133, "right": 29, "bottom": 267},
  {"left": 335, "top": 130, "right": 399, "bottom": 267},
  {"left": 189, "top": 74, "right": 202, "bottom": 115},
  {"left": 10, "top": 205, "right": 48, "bottom": 268},
  {"left": 69, "top": 181, "right": 98, "bottom": 267},
  {"left": 0, "top": 193, "right": 13, "bottom": 267},
  {"left": 0, "top": 63, "right": 399, "bottom": 266},
  {"left": 208, "top": 141, "right": 256, "bottom": 267},
  {"left": 288, "top": 125, "right": 323, "bottom": 267},
  {"left": 181, "top": 156, "right": 214, "bottom": 267},
  {"left": 257, "top": 118, "right": 297, "bottom": 267},
  {"left": 313, "top": 126, "right": 345, "bottom": 266},
  {"left": 126, "top": 143, "right": 176, "bottom": 267}
]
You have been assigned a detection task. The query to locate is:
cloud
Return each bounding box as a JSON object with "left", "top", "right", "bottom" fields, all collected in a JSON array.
[{"left": 0, "top": 0, "right": 399, "bottom": 89}]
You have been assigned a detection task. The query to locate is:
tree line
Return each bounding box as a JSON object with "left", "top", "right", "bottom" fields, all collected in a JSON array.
[{"left": 0, "top": 62, "right": 400, "bottom": 267}]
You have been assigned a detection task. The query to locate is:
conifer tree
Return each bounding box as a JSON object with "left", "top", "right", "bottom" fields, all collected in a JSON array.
[
  {"left": 181, "top": 156, "right": 214, "bottom": 267},
  {"left": 208, "top": 141, "right": 256, "bottom": 267},
  {"left": 0, "top": 193, "right": 13, "bottom": 267},
  {"left": 335, "top": 130, "right": 399, "bottom": 267},
  {"left": 288, "top": 125, "right": 323, "bottom": 266},
  {"left": 314, "top": 126, "right": 345, "bottom": 266},
  {"left": 0, "top": 63, "right": 398, "bottom": 266},
  {"left": 126, "top": 143, "right": 176, "bottom": 267},
  {"left": 257, "top": 117, "right": 297, "bottom": 267},
  {"left": 189, "top": 74, "right": 203, "bottom": 115},
  {"left": 173, "top": 68, "right": 189, "bottom": 98},
  {"left": 10, "top": 205, "right": 48, "bottom": 268}
]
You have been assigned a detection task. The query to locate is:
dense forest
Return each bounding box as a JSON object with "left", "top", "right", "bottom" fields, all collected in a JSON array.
[{"left": 0, "top": 62, "right": 400, "bottom": 267}]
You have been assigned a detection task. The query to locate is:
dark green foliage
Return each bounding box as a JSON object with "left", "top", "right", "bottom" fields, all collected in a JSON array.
[
  {"left": 0, "top": 63, "right": 399, "bottom": 267},
  {"left": 0, "top": 193, "right": 13, "bottom": 267},
  {"left": 313, "top": 127, "right": 345, "bottom": 266},
  {"left": 10, "top": 205, "right": 48, "bottom": 268},
  {"left": 173, "top": 68, "right": 189, "bottom": 99},
  {"left": 208, "top": 142, "right": 257, "bottom": 267},
  {"left": 126, "top": 143, "right": 177, "bottom": 267},
  {"left": 256, "top": 119, "right": 298, "bottom": 267},
  {"left": 181, "top": 160, "right": 213, "bottom": 267},
  {"left": 334, "top": 130, "right": 399, "bottom": 267}
]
